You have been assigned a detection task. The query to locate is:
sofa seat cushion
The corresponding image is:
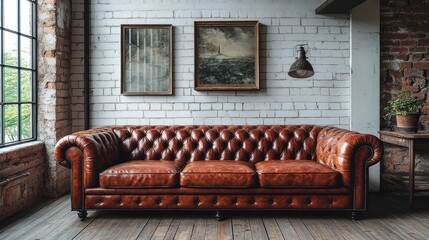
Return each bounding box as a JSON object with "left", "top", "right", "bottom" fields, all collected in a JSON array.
[
  {"left": 180, "top": 160, "right": 256, "bottom": 188},
  {"left": 255, "top": 160, "right": 340, "bottom": 188},
  {"left": 99, "top": 160, "right": 183, "bottom": 188}
]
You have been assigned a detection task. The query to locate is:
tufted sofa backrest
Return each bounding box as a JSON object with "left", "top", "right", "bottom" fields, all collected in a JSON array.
[{"left": 112, "top": 125, "right": 323, "bottom": 164}]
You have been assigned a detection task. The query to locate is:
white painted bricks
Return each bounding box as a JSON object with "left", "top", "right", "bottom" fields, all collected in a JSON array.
[{"left": 71, "top": 0, "right": 351, "bottom": 131}]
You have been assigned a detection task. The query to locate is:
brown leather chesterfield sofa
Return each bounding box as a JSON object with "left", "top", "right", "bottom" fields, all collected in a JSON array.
[{"left": 54, "top": 125, "right": 383, "bottom": 221}]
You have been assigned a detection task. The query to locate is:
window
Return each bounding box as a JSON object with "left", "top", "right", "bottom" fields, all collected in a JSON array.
[{"left": 0, "top": 0, "right": 36, "bottom": 147}]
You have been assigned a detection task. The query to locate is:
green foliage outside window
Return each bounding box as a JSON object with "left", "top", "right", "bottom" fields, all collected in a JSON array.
[{"left": 2, "top": 51, "right": 32, "bottom": 143}]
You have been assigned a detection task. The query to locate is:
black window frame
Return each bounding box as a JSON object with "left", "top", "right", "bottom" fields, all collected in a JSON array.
[{"left": 0, "top": 0, "right": 37, "bottom": 147}]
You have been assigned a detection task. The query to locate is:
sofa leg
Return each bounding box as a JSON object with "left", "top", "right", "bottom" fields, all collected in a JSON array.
[
  {"left": 77, "top": 210, "right": 88, "bottom": 221},
  {"left": 215, "top": 211, "right": 225, "bottom": 221},
  {"left": 351, "top": 211, "right": 364, "bottom": 221}
]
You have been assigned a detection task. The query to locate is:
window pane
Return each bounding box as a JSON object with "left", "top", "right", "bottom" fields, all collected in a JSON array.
[
  {"left": 4, "top": 0, "right": 18, "bottom": 31},
  {"left": 20, "top": 0, "right": 33, "bottom": 36},
  {"left": 4, "top": 67, "right": 18, "bottom": 102},
  {"left": 5, "top": 104, "right": 18, "bottom": 143},
  {"left": 1, "top": 0, "right": 36, "bottom": 147},
  {"left": 21, "top": 104, "right": 32, "bottom": 140},
  {"left": 0, "top": 1, "right": 2, "bottom": 27},
  {"left": 0, "top": 71, "right": 2, "bottom": 102},
  {"left": 20, "top": 36, "right": 32, "bottom": 68},
  {"left": 21, "top": 70, "right": 32, "bottom": 102},
  {"left": 4, "top": 32, "right": 18, "bottom": 66},
  {"left": 0, "top": 31, "right": 2, "bottom": 65},
  {"left": 0, "top": 107, "right": 2, "bottom": 144}
]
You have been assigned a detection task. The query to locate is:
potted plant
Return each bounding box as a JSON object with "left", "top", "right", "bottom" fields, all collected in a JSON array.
[{"left": 384, "top": 91, "right": 424, "bottom": 133}]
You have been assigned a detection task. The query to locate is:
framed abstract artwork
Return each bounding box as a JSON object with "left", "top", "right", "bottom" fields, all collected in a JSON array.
[
  {"left": 121, "top": 24, "right": 173, "bottom": 95},
  {"left": 194, "top": 21, "right": 259, "bottom": 91}
]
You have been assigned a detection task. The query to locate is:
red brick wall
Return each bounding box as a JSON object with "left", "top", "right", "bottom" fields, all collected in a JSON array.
[
  {"left": 380, "top": 0, "right": 429, "bottom": 182},
  {"left": 0, "top": 143, "right": 45, "bottom": 222}
]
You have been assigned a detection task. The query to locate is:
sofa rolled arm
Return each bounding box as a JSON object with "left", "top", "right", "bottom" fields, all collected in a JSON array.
[
  {"left": 316, "top": 127, "right": 383, "bottom": 210},
  {"left": 339, "top": 132, "right": 383, "bottom": 210},
  {"left": 54, "top": 128, "right": 121, "bottom": 210},
  {"left": 317, "top": 127, "right": 383, "bottom": 173},
  {"left": 55, "top": 128, "right": 120, "bottom": 167},
  {"left": 54, "top": 134, "right": 95, "bottom": 169},
  {"left": 336, "top": 132, "right": 383, "bottom": 167}
]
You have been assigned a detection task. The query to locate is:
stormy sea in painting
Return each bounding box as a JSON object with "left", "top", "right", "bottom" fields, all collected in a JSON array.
[
  {"left": 196, "top": 25, "right": 256, "bottom": 86},
  {"left": 198, "top": 56, "right": 255, "bottom": 85}
]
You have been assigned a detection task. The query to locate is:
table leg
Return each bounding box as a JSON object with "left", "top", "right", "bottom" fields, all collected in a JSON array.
[{"left": 408, "top": 140, "right": 415, "bottom": 209}]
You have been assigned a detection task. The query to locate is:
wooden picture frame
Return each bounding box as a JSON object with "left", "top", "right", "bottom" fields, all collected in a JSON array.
[
  {"left": 194, "top": 21, "right": 259, "bottom": 91},
  {"left": 121, "top": 24, "right": 173, "bottom": 95}
]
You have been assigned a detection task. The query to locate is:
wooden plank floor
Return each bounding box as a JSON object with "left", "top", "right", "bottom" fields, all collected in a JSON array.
[{"left": 1, "top": 193, "right": 429, "bottom": 240}]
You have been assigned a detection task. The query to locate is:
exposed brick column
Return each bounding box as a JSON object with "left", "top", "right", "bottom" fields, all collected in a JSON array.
[
  {"left": 38, "top": 0, "right": 72, "bottom": 197},
  {"left": 380, "top": 0, "right": 429, "bottom": 185}
]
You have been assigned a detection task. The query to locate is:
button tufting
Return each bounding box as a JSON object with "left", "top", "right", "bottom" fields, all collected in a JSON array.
[{"left": 78, "top": 126, "right": 362, "bottom": 212}]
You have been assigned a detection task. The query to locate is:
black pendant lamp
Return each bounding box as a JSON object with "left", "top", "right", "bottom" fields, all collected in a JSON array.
[{"left": 288, "top": 44, "right": 314, "bottom": 79}]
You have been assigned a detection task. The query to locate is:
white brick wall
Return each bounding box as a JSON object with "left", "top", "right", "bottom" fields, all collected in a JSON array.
[{"left": 71, "top": 0, "right": 351, "bottom": 131}]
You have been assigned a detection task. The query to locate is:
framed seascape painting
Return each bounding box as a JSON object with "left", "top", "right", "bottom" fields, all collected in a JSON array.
[
  {"left": 121, "top": 24, "right": 173, "bottom": 95},
  {"left": 194, "top": 21, "right": 259, "bottom": 91}
]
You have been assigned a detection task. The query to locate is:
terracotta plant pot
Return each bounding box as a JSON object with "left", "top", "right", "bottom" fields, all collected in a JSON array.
[{"left": 395, "top": 113, "right": 420, "bottom": 133}]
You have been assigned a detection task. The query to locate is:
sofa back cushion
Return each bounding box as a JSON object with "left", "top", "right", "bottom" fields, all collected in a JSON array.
[{"left": 112, "top": 125, "right": 322, "bottom": 164}]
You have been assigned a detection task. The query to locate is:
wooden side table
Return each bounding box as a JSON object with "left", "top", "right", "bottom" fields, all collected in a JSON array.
[{"left": 379, "top": 130, "right": 429, "bottom": 209}]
